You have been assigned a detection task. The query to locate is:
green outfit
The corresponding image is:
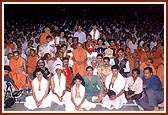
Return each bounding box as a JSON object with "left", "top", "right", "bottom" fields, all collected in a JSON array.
[{"left": 83, "top": 75, "right": 103, "bottom": 102}]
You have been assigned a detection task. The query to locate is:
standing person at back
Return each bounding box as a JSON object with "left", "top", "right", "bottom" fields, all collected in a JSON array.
[
  {"left": 89, "top": 23, "right": 100, "bottom": 43},
  {"left": 74, "top": 25, "right": 86, "bottom": 44}
]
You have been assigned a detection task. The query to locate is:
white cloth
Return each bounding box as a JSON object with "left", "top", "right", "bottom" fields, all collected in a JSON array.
[
  {"left": 49, "top": 73, "right": 68, "bottom": 105},
  {"left": 102, "top": 73, "right": 127, "bottom": 109},
  {"left": 87, "top": 52, "right": 98, "bottom": 66},
  {"left": 4, "top": 56, "right": 9, "bottom": 65},
  {"left": 90, "top": 29, "right": 100, "bottom": 40},
  {"left": 124, "top": 76, "right": 143, "bottom": 94},
  {"left": 65, "top": 84, "right": 96, "bottom": 111},
  {"left": 24, "top": 77, "right": 51, "bottom": 110},
  {"left": 127, "top": 41, "right": 138, "bottom": 54}
]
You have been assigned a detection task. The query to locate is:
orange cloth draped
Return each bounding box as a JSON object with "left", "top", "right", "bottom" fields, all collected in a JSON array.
[
  {"left": 134, "top": 49, "right": 143, "bottom": 59},
  {"left": 39, "top": 33, "right": 54, "bottom": 46},
  {"left": 27, "top": 55, "right": 38, "bottom": 74},
  {"left": 72, "top": 49, "right": 87, "bottom": 76},
  {"left": 140, "top": 62, "right": 156, "bottom": 75},
  {"left": 140, "top": 51, "right": 148, "bottom": 63},
  {"left": 9, "top": 57, "right": 28, "bottom": 89},
  {"left": 157, "top": 64, "right": 164, "bottom": 88},
  {"left": 8, "top": 43, "right": 15, "bottom": 52},
  {"left": 128, "top": 57, "right": 135, "bottom": 70},
  {"left": 153, "top": 57, "right": 163, "bottom": 69},
  {"left": 153, "top": 51, "right": 160, "bottom": 58}
]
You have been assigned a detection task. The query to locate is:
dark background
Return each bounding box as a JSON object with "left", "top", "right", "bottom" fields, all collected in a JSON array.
[{"left": 4, "top": 4, "right": 164, "bottom": 21}]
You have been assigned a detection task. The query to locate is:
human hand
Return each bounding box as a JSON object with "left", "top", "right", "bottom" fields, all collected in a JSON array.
[
  {"left": 126, "top": 95, "right": 132, "bottom": 99},
  {"left": 58, "top": 96, "right": 63, "bottom": 102},
  {"left": 75, "top": 105, "right": 81, "bottom": 110}
]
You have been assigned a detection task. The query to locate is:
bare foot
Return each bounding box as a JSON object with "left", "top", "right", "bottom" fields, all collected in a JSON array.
[{"left": 153, "top": 106, "right": 159, "bottom": 111}]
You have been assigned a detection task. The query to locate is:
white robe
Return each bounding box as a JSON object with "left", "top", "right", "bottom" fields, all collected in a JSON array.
[
  {"left": 49, "top": 73, "right": 70, "bottom": 105},
  {"left": 24, "top": 77, "right": 51, "bottom": 110},
  {"left": 65, "top": 84, "right": 96, "bottom": 111},
  {"left": 102, "top": 73, "right": 127, "bottom": 109}
]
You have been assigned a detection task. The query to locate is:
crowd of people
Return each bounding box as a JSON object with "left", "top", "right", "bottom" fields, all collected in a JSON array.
[{"left": 4, "top": 8, "right": 164, "bottom": 111}]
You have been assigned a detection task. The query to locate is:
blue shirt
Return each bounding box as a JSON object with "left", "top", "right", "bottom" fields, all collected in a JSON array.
[{"left": 142, "top": 75, "right": 163, "bottom": 92}]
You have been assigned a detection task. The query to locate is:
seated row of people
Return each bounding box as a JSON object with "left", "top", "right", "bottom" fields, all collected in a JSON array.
[{"left": 4, "top": 64, "right": 163, "bottom": 111}]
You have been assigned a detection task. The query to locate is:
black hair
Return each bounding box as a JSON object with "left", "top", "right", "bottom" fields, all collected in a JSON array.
[
  {"left": 103, "top": 57, "right": 110, "bottom": 62},
  {"left": 36, "top": 58, "right": 45, "bottom": 67},
  {"left": 61, "top": 44, "right": 67, "bottom": 48},
  {"left": 118, "top": 48, "right": 124, "bottom": 52},
  {"left": 86, "top": 66, "right": 93, "bottom": 71},
  {"left": 132, "top": 68, "right": 140, "bottom": 75},
  {"left": 144, "top": 67, "right": 153, "bottom": 73},
  {"left": 34, "top": 68, "right": 44, "bottom": 75},
  {"left": 4, "top": 65, "right": 11, "bottom": 72},
  {"left": 46, "top": 35, "right": 52, "bottom": 40},
  {"left": 111, "top": 65, "right": 120, "bottom": 70},
  {"left": 13, "top": 50, "right": 19, "bottom": 55},
  {"left": 70, "top": 73, "right": 85, "bottom": 86},
  {"left": 97, "top": 38, "right": 105, "bottom": 45},
  {"left": 73, "top": 37, "right": 79, "bottom": 41},
  {"left": 87, "top": 34, "right": 92, "bottom": 38},
  {"left": 97, "top": 53, "right": 103, "bottom": 59},
  {"left": 62, "top": 57, "right": 69, "bottom": 61},
  {"left": 43, "top": 53, "right": 50, "bottom": 60}
]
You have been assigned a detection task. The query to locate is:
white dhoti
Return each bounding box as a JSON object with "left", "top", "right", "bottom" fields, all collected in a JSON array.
[
  {"left": 24, "top": 95, "right": 51, "bottom": 110},
  {"left": 24, "top": 77, "right": 51, "bottom": 110},
  {"left": 49, "top": 91, "right": 71, "bottom": 105},
  {"left": 65, "top": 84, "right": 96, "bottom": 111},
  {"left": 102, "top": 95, "right": 123, "bottom": 109}
]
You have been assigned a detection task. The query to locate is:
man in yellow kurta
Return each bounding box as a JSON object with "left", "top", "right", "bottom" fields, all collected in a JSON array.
[{"left": 72, "top": 43, "right": 87, "bottom": 76}]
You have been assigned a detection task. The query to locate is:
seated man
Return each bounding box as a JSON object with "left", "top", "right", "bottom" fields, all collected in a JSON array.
[
  {"left": 50, "top": 64, "right": 70, "bottom": 105},
  {"left": 138, "top": 67, "right": 164, "bottom": 111},
  {"left": 65, "top": 73, "right": 96, "bottom": 111},
  {"left": 102, "top": 65, "right": 127, "bottom": 109},
  {"left": 83, "top": 66, "right": 104, "bottom": 103},
  {"left": 24, "top": 68, "right": 51, "bottom": 110},
  {"left": 124, "top": 68, "right": 143, "bottom": 102}
]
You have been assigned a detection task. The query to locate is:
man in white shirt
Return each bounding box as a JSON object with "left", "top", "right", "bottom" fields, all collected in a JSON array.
[
  {"left": 89, "top": 24, "right": 100, "bottom": 42},
  {"left": 125, "top": 68, "right": 143, "bottom": 101}
]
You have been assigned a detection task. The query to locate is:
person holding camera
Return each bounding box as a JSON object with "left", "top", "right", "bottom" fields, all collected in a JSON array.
[{"left": 4, "top": 65, "right": 19, "bottom": 92}]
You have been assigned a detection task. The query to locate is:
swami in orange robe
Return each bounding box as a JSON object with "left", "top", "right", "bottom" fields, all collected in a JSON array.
[
  {"left": 140, "top": 60, "right": 157, "bottom": 75},
  {"left": 157, "top": 63, "right": 164, "bottom": 88},
  {"left": 72, "top": 43, "right": 87, "bottom": 76},
  {"left": 27, "top": 51, "right": 38, "bottom": 74},
  {"left": 9, "top": 52, "right": 29, "bottom": 89},
  {"left": 39, "top": 27, "right": 54, "bottom": 46}
]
